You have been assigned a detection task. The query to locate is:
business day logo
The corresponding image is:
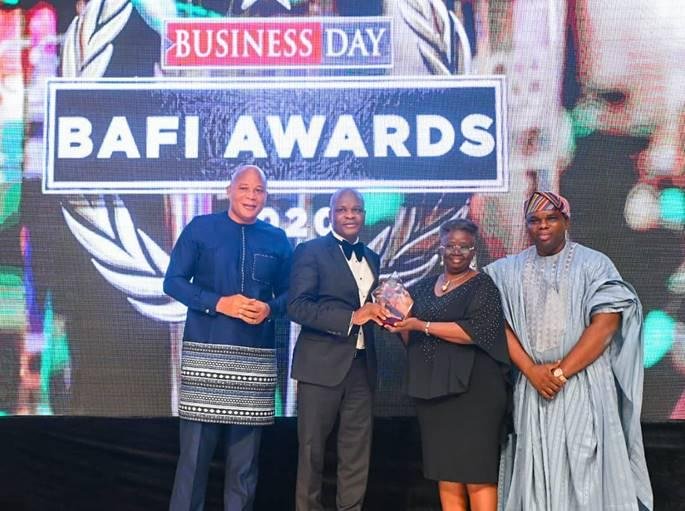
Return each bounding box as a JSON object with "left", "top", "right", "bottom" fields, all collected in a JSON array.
[{"left": 161, "top": 17, "right": 393, "bottom": 70}]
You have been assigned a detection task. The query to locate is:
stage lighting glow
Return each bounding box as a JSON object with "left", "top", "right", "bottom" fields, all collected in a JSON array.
[
  {"left": 659, "top": 187, "right": 685, "bottom": 226},
  {"left": 361, "top": 193, "right": 402, "bottom": 225},
  {"left": 643, "top": 309, "right": 676, "bottom": 368},
  {"left": 570, "top": 101, "right": 600, "bottom": 138},
  {"left": 0, "top": 184, "right": 21, "bottom": 228},
  {"left": 624, "top": 183, "right": 660, "bottom": 231},
  {"left": 174, "top": 2, "right": 221, "bottom": 18},
  {"left": 667, "top": 269, "right": 684, "bottom": 295},
  {"left": 0, "top": 122, "right": 23, "bottom": 228},
  {"left": 0, "top": 270, "right": 25, "bottom": 330}
]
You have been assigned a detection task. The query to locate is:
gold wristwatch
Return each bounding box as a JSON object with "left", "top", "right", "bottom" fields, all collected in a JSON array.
[{"left": 552, "top": 367, "right": 568, "bottom": 383}]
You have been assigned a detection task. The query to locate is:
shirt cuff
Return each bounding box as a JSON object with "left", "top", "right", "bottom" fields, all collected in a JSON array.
[
  {"left": 347, "top": 311, "right": 355, "bottom": 335},
  {"left": 199, "top": 290, "right": 221, "bottom": 316}
]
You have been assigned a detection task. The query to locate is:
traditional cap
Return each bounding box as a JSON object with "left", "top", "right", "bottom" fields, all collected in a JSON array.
[{"left": 524, "top": 191, "right": 571, "bottom": 219}]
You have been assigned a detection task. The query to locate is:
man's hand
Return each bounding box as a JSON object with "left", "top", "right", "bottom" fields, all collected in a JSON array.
[
  {"left": 524, "top": 362, "right": 566, "bottom": 400},
  {"left": 351, "top": 303, "right": 390, "bottom": 327},
  {"left": 216, "top": 294, "right": 271, "bottom": 325}
]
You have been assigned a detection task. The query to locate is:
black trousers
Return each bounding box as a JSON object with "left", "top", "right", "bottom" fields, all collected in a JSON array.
[
  {"left": 295, "top": 357, "right": 373, "bottom": 511},
  {"left": 169, "top": 419, "right": 262, "bottom": 511}
]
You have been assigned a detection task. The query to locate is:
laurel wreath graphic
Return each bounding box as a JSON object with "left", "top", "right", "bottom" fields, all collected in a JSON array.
[
  {"left": 60, "top": 0, "right": 186, "bottom": 322},
  {"left": 61, "top": 0, "right": 133, "bottom": 78},
  {"left": 400, "top": 0, "right": 472, "bottom": 75},
  {"left": 62, "top": 198, "right": 187, "bottom": 322}
]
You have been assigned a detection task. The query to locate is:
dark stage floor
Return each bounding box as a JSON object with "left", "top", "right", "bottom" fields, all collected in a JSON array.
[{"left": 0, "top": 418, "right": 682, "bottom": 510}]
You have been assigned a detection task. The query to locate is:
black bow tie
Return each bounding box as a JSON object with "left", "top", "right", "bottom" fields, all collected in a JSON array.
[{"left": 338, "top": 239, "right": 365, "bottom": 262}]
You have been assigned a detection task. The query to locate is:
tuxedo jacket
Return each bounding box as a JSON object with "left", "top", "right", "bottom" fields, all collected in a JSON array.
[{"left": 288, "top": 233, "right": 380, "bottom": 388}]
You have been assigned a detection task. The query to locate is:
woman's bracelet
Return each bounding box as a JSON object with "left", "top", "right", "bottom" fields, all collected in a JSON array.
[{"left": 424, "top": 321, "right": 431, "bottom": 336}]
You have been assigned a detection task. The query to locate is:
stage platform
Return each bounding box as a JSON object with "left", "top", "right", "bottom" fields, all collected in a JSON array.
[{"left": 0, "top": 418, "right": 682, "bottom": 510}]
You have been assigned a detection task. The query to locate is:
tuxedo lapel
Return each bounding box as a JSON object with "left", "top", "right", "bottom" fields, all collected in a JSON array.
[
  {"left": 324, "top": 233, "right": 360, "bottom": 304},
  {"left": 363, "top": 246, "right": 379, "bottom": 281}
]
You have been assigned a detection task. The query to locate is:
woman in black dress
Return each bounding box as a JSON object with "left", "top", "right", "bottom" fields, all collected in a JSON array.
[{"left": 386, "top": 219, "right": 510, "bottom": 511}]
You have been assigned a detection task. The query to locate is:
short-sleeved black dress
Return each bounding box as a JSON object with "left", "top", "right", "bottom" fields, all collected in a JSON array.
[{"left": 406, "top": 272, "right": 510, "bottom": 483}]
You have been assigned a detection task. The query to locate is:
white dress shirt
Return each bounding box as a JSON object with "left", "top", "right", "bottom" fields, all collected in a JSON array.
[{"left": 331, "top": 230, "right": 374, "bottom": 349}]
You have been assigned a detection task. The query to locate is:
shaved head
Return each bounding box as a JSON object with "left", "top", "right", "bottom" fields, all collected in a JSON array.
[
  {"left": 329, "top": 188, "right": 364, "bottom": 210},
  {"left": 231, "top": 164, "right": 267, "bottom": 186}
]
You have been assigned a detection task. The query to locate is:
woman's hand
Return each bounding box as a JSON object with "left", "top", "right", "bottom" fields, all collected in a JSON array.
[{"left": 384, "top": 317, "right": 422, "bottom": 333}]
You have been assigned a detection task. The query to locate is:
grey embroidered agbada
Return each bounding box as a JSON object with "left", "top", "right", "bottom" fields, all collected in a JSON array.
[{"left": 486, "top": 242, "right": 653, "bottom": 511}]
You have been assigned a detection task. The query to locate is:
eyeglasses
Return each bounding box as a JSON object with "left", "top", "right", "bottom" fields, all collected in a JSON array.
[{"left": 440, "top": 245, "right": 475, "bottom": 256}]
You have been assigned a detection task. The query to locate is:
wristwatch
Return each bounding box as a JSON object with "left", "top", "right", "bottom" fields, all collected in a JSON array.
[{"left": 552, "top": 367, "right": 568, "bottom": 383}]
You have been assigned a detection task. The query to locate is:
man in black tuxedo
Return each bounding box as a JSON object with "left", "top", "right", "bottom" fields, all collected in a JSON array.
[{"left": 288, "top": 188, "right": 389, "bottom": 511}]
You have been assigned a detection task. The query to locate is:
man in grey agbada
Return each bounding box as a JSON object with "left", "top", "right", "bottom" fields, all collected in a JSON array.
[{"left": 485, "top": 191, "right": 653, "bottom": 510}]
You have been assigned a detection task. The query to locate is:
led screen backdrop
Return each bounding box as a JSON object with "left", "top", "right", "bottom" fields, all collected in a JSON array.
[{"left": 0, "top": 0, "right": 682, "bottom": 421}]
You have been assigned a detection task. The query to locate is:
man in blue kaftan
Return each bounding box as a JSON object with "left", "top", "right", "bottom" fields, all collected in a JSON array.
[
  {"left": 164, "top": 165, "right": 292, "bottom": 511},
  {"left": 485, "top": 191, "right": 652, "bottom": 511}
]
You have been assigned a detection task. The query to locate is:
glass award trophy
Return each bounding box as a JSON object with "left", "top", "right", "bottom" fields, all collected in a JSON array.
[{"left": 371, "top": 272, "right": 414, "bottom": 326}]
